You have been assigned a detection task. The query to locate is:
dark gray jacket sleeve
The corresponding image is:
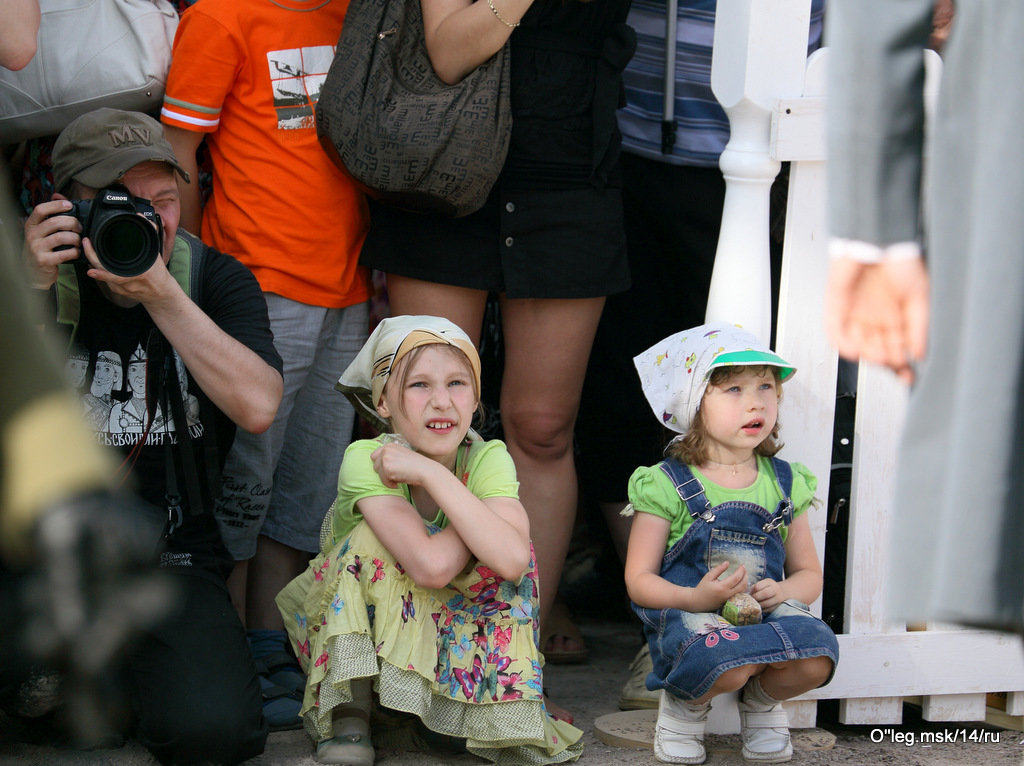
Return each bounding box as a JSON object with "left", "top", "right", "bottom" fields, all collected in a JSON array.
[{"left": 826, "top": 0, "right": 935, "bottom": 247}]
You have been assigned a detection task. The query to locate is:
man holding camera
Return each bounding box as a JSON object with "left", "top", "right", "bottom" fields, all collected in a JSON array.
[{"left": 20, "top": 108, "right": 283, "bottom": 764}]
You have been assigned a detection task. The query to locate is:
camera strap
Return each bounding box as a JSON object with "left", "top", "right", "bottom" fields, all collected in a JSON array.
[{"left": 151, "top": 334, "right": 210, "bottom": 523}]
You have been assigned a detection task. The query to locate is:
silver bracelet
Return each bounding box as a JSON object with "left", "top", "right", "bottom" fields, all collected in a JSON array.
[{"left": 487, "top": 0, "right": 519, "bottom": 29}]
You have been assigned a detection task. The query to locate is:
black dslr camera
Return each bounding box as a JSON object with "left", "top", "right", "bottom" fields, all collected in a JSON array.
[{"left": 65, "top": 186, "right": 163, "bottom": 277}]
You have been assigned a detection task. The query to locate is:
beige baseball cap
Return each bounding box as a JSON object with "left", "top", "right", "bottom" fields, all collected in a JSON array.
[{"left": 52, "top": 108, "right": 190, "bottom": 192}]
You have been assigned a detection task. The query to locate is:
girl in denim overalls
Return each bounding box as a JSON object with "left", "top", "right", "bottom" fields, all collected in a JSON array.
[{"left": 624, "top": 323, "right": 838, "bottom": 764}]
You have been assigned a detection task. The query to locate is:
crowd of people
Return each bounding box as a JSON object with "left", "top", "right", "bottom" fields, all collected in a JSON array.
[{"left": 3, "top": 1, "right": 1005, "bottom": 766}]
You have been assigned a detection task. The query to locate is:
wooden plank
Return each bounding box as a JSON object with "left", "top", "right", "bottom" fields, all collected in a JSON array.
[
  {"left": 921, "top": 693, "right": 988, "bottom": 722},
  {"left": 795, "top": 631, "right": 1024, "bottom": 700},
  {"left": 774, "top": 48, "right": 833, "bottom": 610},
  {"left": 771, "top": 94, "right": 825, "bottom": 162},
  {"left": 834, "top": 360, "right": 906, "bottom": 725},
  {"left": 786, "top": 700, "right": 818, "bottom": 729},
  {"left": 985, "top": 706, "right": 1024, "bottom": 732},
  {"left": 845, "top": 362, "right": 907, "bottom": 635},
  {"left": 839, "top": 697, "right": 903, "bottom": 725},
  {"left": 1006, "top": 692, "right": 1024, "bottom": 716}
]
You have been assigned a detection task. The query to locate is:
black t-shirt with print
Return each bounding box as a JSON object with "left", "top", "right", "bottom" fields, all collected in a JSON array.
[{"left": 60, "top": 235, "right": 282, "bottom": 578}]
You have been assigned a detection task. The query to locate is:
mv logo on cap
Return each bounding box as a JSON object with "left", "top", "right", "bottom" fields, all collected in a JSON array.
[{"left": 108, "top": 123, "right": 154, "bottom": 148}]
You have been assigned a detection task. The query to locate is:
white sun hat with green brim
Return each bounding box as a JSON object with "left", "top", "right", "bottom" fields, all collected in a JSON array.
[{"left": 633, "top": 322, "right": 795, "bottom": 435}]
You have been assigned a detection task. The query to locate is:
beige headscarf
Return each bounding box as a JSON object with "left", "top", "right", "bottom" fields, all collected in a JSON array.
[{"left": 336, "top": 315, "right": 481, "bottom": 432}]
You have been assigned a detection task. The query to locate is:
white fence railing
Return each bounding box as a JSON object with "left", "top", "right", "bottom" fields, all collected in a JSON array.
[{"left": 703, "top": 0, "right": 1024, "bottom": 733}]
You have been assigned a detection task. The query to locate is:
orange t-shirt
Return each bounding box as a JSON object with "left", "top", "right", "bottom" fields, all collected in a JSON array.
[{"left": 161, "top": 0, "right": 370, "bottom": 309}]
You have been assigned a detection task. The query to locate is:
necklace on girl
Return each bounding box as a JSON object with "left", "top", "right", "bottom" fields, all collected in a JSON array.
[{"left": 704, "top": 455, "right": 756, "bottom": 477}]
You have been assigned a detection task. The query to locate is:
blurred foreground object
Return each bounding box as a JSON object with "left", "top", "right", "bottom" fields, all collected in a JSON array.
[{"left": 0, "top": 172, "right": 177, "bottom": 747}]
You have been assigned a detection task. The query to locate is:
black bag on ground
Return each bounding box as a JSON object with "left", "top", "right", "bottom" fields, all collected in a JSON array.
[{"left": 315, "top": 0, "right": 512, "bottom": 218}]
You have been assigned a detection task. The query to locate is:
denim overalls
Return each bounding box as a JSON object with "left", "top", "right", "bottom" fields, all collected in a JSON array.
[{"left": 633, "top": 457, "right": 839, "bottom": 700}]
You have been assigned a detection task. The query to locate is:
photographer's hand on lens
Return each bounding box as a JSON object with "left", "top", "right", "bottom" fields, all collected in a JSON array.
[
  {"left": 20, "top": 490, "right": 179, "bottom": 746},
  {"left": 79, "top": 229, "right": 177, "bottom": 309},
  {"left": 22, "top": 198, "right": 82, "bottom": 289}
]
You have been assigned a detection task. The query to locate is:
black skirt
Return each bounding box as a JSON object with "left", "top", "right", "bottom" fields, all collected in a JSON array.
[{"left": 360, "top": 183, "right": 630, "bottom": 299}]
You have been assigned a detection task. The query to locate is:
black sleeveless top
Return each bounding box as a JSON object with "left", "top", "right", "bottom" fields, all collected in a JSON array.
[{"left": 504, "top": 0, "right": 635, "bottom": 190}]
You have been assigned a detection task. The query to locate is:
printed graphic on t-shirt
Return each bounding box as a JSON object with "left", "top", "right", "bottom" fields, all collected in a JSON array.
[
  {"left": 65, "top": 342, "right": 202, "bottom": 447},
  {"left": 267, "top": 45, "right": 334, "bottom": 129}
]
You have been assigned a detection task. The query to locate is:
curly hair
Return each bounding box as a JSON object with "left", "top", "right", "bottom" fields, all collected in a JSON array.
[{"left": 664, "top": 365, "right": 784, "bottom": 465}]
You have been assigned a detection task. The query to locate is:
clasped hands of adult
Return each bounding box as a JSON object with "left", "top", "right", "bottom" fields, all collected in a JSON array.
[
  {"left": 689, "top": 561, "right": 786, "bottom": 614},
  {"left": 825, "top": 254, "right": 930, "bottom": 384},
  {"left": 23, "top": 198, "right": 174, "bottom": 305}
]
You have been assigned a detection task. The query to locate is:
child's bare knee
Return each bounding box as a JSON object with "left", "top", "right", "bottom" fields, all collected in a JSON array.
[
  {"left": 803, "top": 655, "right": 834, "bottom": 686},
  {"left": 713, "top": 665, "right": 760, "bottom": 694}
]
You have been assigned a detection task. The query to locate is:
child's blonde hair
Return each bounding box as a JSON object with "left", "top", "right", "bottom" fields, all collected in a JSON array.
[{"left": 664, "top": 365, "right": 784, "bottom": 465}]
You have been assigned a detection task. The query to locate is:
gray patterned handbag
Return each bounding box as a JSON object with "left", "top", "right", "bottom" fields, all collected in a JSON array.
[{"left": 316, "top": 0, "right": 512, "bottom": 218}]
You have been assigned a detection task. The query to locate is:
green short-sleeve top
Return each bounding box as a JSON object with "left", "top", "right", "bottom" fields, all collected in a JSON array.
[
  {"left": 627, "top": 456, "right": 817, "bottom": 550},
  {"left": 327, "top": 435, "right": 520, "bottom": 547}
]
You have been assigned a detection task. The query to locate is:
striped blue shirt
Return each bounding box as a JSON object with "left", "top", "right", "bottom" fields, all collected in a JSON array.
[{"left": 618, "top": 0, "right": 825, "bottom": 167}]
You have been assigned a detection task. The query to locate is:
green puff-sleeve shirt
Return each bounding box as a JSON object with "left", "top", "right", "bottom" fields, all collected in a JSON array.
[
  {"left": 627, "top": 456, "right": 817, "bottom": 550},
  {"left": 325, "top": 435, "right": 520, "bottom": 549}
]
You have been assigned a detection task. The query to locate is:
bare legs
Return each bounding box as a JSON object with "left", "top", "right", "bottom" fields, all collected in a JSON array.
[
  {"left": 757, "top": 656, "right": 834, "bottom": 701},
  {"left": 227, "top": 537, "right": 312, "bottom": 631},
  {"left": 657, "top": 657, "right": 833, "bottom": 762},
  {"left": 692, "top": 656, "right": 834, "bottom": 706},
  {"left": 247, "top": 535, "right": 312, "bottom": 630},
  {"left": 385, "top": 276, "right": 487, "bottom": 346},
  {"left": 387, "top": 276, "right": 605, "bottom": 721},
  {"left": 226, "top": 537, "right": 310, "bottom": 632},
  {"left": 498, "top": 296, "right": 604, "bottom": 631}
]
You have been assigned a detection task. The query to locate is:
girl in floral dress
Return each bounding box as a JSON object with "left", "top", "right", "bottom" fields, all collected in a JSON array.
[{"left": 276, "top": 315, "right": 582, "bottom": 765}]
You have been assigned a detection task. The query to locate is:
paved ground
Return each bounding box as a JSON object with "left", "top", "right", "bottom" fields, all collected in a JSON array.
[{"left": 2, "top": 615, "right": 1022, "bottom": 765}]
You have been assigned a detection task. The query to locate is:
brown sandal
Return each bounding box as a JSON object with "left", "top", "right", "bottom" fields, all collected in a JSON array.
[{"left": 540, "top": 600, "right": 588, "bottom": 665}]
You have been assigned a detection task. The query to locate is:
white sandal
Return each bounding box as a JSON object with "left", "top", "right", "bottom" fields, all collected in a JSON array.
[
  {"left": 618, "top": 644, "right": 660, "bottom": 710},
  {"left": 653, "top": 690, "right": 708, "bottom": 764},
  {"left": 316, "top": 731, "right": 374, "bottom": 766},
  {"left": 317, "top": 704, "right": 374, "bottom": 766},
  {"left": 738, "top": 679, "right": 793, "bottom": 763}
]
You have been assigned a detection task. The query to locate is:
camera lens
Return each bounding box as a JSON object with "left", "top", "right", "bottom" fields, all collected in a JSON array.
[{"left": 92, "top": 214, "right": 161, "bottom": 277}]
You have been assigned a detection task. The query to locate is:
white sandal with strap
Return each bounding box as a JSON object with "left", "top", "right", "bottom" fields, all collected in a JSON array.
[
  {"left": 738, "top": 679, "right": 793, "bottom": 763},
  {"left": 316, "top": 716, "right": 374, "bottom": 766},
  {"left": 653, "top": 690, "right": 708, "bottom": 764},
  {"left": 318, "top": 686, "right": 375, "bottom": 766}
]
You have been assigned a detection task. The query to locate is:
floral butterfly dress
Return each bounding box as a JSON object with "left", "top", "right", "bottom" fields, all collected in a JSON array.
[{"left": 277, "top": 437, "right": 583, "bottom": 764}]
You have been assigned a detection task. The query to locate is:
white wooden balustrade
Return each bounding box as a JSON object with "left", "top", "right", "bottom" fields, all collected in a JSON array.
[{"left": 701, "top": 0, "right": 1024, "bottom": 734}]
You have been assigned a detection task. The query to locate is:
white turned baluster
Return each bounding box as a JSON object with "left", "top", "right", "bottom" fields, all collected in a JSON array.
[{"left": 706, "top": 0, "right": 812, "bottom": 343}]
